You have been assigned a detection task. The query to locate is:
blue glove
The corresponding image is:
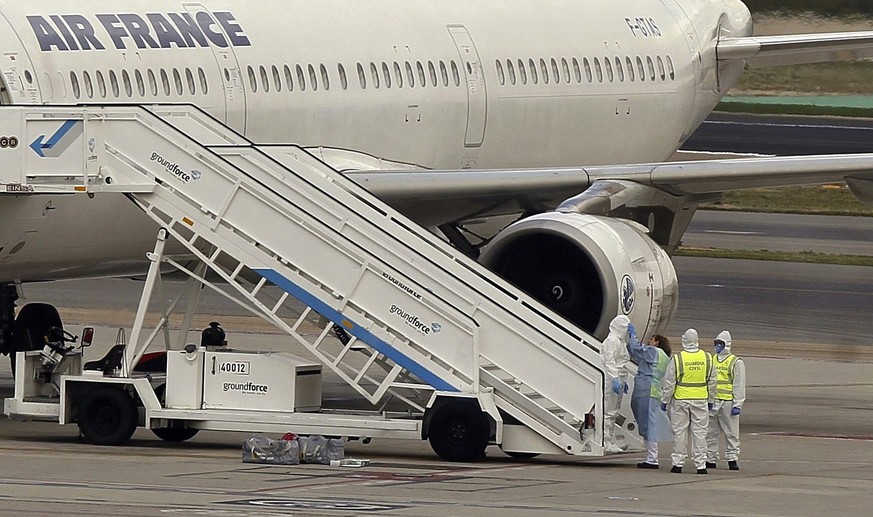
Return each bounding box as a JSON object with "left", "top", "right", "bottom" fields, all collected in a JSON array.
[
  {"left": 708, "top": 402, "right": 714, "bottom": 411},
  {"left": 731, "top": 406, "right": 741, "bottom": 416},
  {"left": 623, "top": 382, "right": 629, "bottom": 394},
  {"left": 627, "top": 323, "right": 637, "bottom": 343},
  {"left": 660, "top": 402, "right": 667, "bottom": 412},
  {"left": 611, "top": 377, "right": 622, "bottom": 394}
]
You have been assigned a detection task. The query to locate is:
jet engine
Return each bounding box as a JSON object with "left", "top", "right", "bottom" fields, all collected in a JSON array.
[{"left": 479, "top": 212, "right": 678, "bottom": 341}]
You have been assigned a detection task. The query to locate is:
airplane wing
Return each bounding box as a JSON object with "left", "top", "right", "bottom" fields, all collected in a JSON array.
[
  {"left": 717, "top": 31, "right": 873, "bottom": 67},
  {"left": 347, "top": 153, "right": 873, "bottom": 227}
]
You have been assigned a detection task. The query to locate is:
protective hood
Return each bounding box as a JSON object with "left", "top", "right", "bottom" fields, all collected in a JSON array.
[
  {"left": 716, "top": 330, "right": 732, "bottom": 354},
  {"left": 608, "top": 315, "right": 631, "bottom": 342},
  {"left": 681, "top": 328, "right": 699, "bottom": 351}
]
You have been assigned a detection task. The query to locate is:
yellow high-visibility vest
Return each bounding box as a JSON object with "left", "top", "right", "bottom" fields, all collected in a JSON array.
[
  {"left": 715, "top": 354, "right": 738, "bottom": 401},
  {"left": 673, "top": 349, "right": 711, "bottom": 400}
]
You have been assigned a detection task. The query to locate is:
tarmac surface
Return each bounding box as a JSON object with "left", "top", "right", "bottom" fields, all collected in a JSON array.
[{"left": 1, "top": 324, "right": 872, "bottom": 517}]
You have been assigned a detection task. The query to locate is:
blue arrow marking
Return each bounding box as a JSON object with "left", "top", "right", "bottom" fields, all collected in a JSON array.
[{"left": 30, "top": 120, "right": 83, "bottom": 158}]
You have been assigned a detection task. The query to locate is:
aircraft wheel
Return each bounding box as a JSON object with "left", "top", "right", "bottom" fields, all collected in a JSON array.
[
  {"left": 10, "top": 303, "right": 62, "bottom": 377},
  {"left": 78, "top": 386, "right": 138, "bottom": 445},
  {"left": 428, "top": 401, "right": 489, "bottom": 462}
]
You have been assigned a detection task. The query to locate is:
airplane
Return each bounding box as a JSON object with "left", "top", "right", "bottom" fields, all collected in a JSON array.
[{"left": 0, "top": 0, "right": 872, "bottom": 364}]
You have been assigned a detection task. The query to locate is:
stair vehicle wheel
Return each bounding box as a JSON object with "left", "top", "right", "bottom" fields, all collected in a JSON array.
[
  {"left": 78, "top": 386, "right": 138, "bottom": 445},
  {"left": 9, "top": 303, "right": 62, "bottom": 376},
  {"left": 502, "top": 449, "right": 540, "bottom": 460},
  {"left": 428, "top": 401, "right": 490, "bottom": 462},
  {"left": 152, "top": 426, "right": 199, "bottom": 442},
  {"left": 150, "top": 384, "right": 199, "bottom": 442}
]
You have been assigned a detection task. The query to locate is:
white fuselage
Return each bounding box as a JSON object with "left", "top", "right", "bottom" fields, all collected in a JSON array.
[{"left": 0, "top": 0, "right": 752, "bottom": 282}]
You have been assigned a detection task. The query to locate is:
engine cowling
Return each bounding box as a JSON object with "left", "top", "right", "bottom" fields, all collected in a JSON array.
[{"left": 479, "top": 212, "right": 678, "bottom": 341}]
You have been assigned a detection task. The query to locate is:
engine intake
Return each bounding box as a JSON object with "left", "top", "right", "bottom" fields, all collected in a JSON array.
[{"left": 479, "top": 212, "right": 678, "bottom": 340}]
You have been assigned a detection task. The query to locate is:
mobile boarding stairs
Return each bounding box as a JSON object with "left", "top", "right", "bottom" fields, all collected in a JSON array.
[{"left": 1, "top": 105, "right": 642, "bottom": 461}]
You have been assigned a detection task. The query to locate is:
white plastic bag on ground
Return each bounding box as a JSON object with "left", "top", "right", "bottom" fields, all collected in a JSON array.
[{"left": 242, "top": 435, "right": 300, "bottom": 465}]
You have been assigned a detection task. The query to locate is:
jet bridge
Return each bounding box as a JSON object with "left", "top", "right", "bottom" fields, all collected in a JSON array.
[{"left": 1, "top": 105, "right": 642, "bottom": 460}]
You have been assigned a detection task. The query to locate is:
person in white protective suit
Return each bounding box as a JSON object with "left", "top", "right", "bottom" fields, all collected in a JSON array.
[
  {"left": 600, "top": 315, "right": 632, "bottom": 453},
  {"left": 705, "top": 330, "right": 746, "bottom": 471},
  {"left": 660, "top": 328, "right": 717, "bottom": 474}
]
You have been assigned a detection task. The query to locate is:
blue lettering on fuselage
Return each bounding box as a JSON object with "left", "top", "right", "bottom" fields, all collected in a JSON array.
[{"left": 26, "top": 12, "right": 251, "bottom": 51}]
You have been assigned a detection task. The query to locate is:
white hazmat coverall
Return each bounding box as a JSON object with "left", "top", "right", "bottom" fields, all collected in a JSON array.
[
  {"left": 600, "top": 315, "right": 631, "bottom": 453},
  {"left": 707, "top": 330, "right": 746, "bottom": 465}
]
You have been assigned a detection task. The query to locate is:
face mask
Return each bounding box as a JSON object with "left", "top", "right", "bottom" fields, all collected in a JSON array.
[{"left": 714, "top": 340, "right": 726, "bottom": 354}]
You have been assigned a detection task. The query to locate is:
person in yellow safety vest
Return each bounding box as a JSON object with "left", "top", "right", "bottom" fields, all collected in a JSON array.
[
  {"left": 706, "top": 330, "right": 746, "bottom": 471},
  {"left": 600, "top": 315, "right": 632, "bottom": 453},
  {"left": 660, "top": 328, "right": 717, "bottom": 474}
]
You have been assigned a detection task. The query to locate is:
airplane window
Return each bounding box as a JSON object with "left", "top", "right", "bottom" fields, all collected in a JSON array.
[
  {"left": 528, "top": 58, "right": 537, "bottom": 84},
  {"left": 198, "top": 67, "right": 208, "bottom": 94},
  {"left": 320, "top": 63, "right": 330, "bottom": 91},
  {"left": 284, "top": 64, "right": 295, "bottom": 92},
  {"left": 24, "top": 69, "right": 33, "bottom": 85},
  {"left": 496, "top": 60, "right": 505, "bottom": 85},
  {"left": 70, "top": 71, "right": 81, "bottom": 99},
  {"left": 439, "top": 61, "right": 448, "bottom": 87},
  {"left": 109, "top": 70, "right": 119, "bottom": 97},
  {"left": 466, "top": 62, "right": 472, "bottom": 75},
  {"left": 615, "top": 57, "right": 624, "bottom": 82},
  {"left": 121, "top": 70, "right": 132, "bottom": 97},
  {"left": 604, "top": 57, "right": 613, "bottom": 83},
  {"left": 561, "top": 58, "right": 570, "bottom": 83},
  {"left": 656, "top": 56, "right": 666, "bottom": 81},
  {"left": 370, "top": 62, "right": 380, "bottom": 89},
  {"left": 357, "top": 62, "right": 366, "bottom": 89},
  {"left": 96, "top": 70, "right": 106, "bottom": 98},
  {"left": 186, "top": 68, "right": 196, "bottom": 95},
  {"left": 667, "top": 56, "right": 675, "bottom": 80},
  {"left": 593, "top": 58, "right": 602, "bottom": 83},
  {"left": 247, "top": 65, "right": 257, "bottom": 93},
  {"left": 405, "top": 61, "right": 415, "bottom": 87},
  {"left": 551, "top": 58, "right": 560, "bottom": 83},
  {"left": 296, "top": 64, "right": 306, "bottom": 91},
  {"left": 149, "top": 69, "right": 158, "bottom": 96},
  {"left": 381, "top": 62, "right": 391, "bottom": 89},
  {"left": 517, "top": 58, "right": 527, "bottom": 85},
  {"left": 647, "top": 56, "right": 656, "bottom": 81},
  {"left": 626, "top": 57, "right": 635, "bottom": 82},
  {"left": 338, "top": 63, "right": 347, "bottom": 90},
  {"left": 173, "top": 68, "right": 183, "bottom": 95},
  {"left": 259, "top": 65, "right": 269, "bottom": 93},
  {"left": 572, "top": 57, "right": 581, "bottom": 83},
  {"left": 159, "top": 69, "right": 170, "bottom": 95},
  {"left": 539, "top": 58, "right": 548, "bottom": 84},
  {"left": 583, "top": 57, "right": 592, "bottom": 83},
  {"left": 450, "top": 61, "right": 460, "bottom": 87},
  {"left": 135, "top": 70, "right": 145, "bottom": 97},
  {"left": 83, "top": 70, "right": 94, "bottom": 98},
  {"left": 416, "top": 61, "right": 425, "bottom": 87},
  {"left": 393, "top": 61, "right": 403, "bottom": 88},
  {"left": 636, "top": 56, "right": 645, "bottom": 82},
  {"left": 506, "top": 59, "right": 516, "bottom": 85},
  {"left": 272, "top": 65, "right": 282, "bottom": 92},
  {"left": 428, "top": 61, "right": 437, "bottom": 87},
  {"left": 308, "top": 64, "right": 318, "bottom": 91}
]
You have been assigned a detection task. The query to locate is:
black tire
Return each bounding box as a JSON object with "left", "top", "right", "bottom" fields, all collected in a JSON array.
[
  {"left": 428, "top": 401, "right": 490, "bottom": 462},
  {"left": 150, "top": 384, "right": 199, "bottom": 442},
  {"left": 152, "top": 427, "right": 199, "bottom": 442},
  {"left": 9, "top": 303, "right": 63, "bottom": 377},
  {"left": 502, "top": 450, "right": 540, "bottom": 460},
  {"left": 78, "top": 386, "right": 138, "bottom": 446}
]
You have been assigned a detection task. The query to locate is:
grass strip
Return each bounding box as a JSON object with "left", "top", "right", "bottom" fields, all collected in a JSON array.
[
  {"left": 715, "top": 101, "right": 873, "bottom": 118},
  {"left": 675, "top": 246, "right": 873, "bottom": 266}
]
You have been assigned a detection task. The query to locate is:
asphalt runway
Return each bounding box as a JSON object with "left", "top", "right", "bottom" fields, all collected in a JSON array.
[{"left": 683, "top": 112, "right": 873, "bottom": 155}]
